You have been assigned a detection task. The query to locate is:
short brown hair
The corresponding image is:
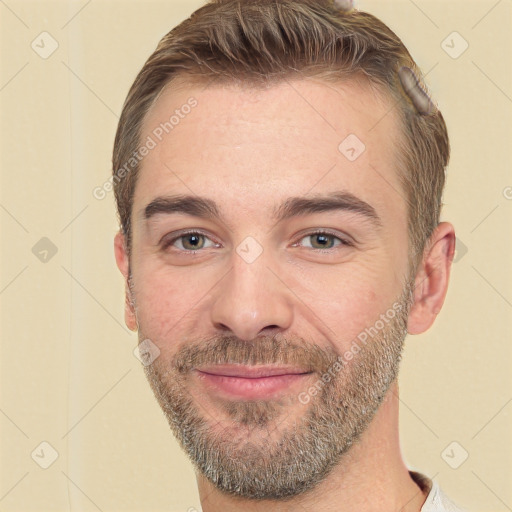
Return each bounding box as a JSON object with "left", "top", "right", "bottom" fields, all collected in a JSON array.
[{"left": 112, "top": 0, "right": 449, "bottom": 271}]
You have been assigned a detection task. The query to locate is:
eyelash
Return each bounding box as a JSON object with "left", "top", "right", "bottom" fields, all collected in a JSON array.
[{"left": 160, "top": 229, "right": 353, "bottom": 254}]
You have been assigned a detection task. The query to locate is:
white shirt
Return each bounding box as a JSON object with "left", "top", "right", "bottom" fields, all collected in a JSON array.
[{"left": 410, "top": 471, "right": 467, "bottom": 512}]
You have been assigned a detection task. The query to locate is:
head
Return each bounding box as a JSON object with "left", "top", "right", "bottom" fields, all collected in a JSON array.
[{"left": 113, "top": 0, "right": 455, "bottom": 501}]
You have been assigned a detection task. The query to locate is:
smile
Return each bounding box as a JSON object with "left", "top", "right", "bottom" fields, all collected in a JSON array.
[{"left": 194, "top": 364, "right": 313, "bottom": 399}]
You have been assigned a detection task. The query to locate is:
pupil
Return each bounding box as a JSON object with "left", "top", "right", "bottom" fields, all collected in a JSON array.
[{"left": 314, "top": 234, "right": 331, "bottom": 248}]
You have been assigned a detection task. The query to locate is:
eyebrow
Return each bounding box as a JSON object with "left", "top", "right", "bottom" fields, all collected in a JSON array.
[{"left": 143, "top": 191, "right": 382, "bottom": 228}]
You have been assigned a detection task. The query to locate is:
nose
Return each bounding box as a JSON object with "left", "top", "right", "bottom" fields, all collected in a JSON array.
[{"left": 209, "top": 253, "right": 294, "bottom": 341}]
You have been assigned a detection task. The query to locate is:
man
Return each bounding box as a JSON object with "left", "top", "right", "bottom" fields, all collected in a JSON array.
[{"left": 113, "top": 0, "right": 465, "bottom": 510}]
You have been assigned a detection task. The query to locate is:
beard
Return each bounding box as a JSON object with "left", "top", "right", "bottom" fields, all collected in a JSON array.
[{"left": 139, "top": 282, "right": 413, "bottom": 501}]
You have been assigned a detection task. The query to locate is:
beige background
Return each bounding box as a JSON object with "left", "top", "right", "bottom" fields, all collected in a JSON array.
[{"left": 1, "top": 0, "right": 511, "bottom": 510}]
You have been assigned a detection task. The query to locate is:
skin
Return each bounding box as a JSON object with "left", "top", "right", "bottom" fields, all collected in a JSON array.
[{"left": 114, "top": 76, "right": 455, "bottom": 511}]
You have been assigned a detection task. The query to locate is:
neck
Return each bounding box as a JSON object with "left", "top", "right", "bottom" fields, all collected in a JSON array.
[{"left": 195, "top": 380, "right": 429, "bottom": 512}]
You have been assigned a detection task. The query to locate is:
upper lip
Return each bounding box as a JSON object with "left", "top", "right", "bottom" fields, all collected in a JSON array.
[{"left": 195, "top": 364, "right": 312, "bottom": 378}]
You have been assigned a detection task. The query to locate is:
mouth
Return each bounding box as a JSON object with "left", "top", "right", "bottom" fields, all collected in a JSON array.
[
  {"left": 193, "top": 364, "right": 314, "bottom": 399},
  {"left": 196, "top": 364, "right": 312, "bottom": 378}
]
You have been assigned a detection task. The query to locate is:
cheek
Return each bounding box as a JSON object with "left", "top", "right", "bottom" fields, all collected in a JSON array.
[
  {"left": 288, "top": 257, "right": 402, "bottom": 345},
  {"left": 132, "top": 264, "right": 208, "bottom": 346},
  {"left": 131, "top": 240, "right": 406, "bottom": 356}
]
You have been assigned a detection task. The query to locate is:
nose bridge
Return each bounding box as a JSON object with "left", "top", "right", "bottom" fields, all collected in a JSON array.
[{"left": 209, "top": 245, "right": 294, "bottom": 341}]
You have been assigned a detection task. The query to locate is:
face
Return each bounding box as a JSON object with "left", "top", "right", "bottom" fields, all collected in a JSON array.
[{"left": 117, "top": 77, "right": 415, "bottom": 499}]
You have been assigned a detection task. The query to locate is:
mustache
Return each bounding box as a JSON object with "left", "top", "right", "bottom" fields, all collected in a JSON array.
[{"left": 171, "top": 334, "right": 342, "bottom": 375}]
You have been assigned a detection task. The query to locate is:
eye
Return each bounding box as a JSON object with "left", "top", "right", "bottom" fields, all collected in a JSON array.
[
  {"left": 162, "top": 231, "right": 219, "bottom": 252},
  {"left": 294, "top": 230, "right": 352, "bottom": 250},
  {"left": 160, "top": 229, "right": 352, "bottom": 254}
]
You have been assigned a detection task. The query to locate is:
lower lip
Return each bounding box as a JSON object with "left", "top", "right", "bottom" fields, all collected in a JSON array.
[{"left": 195, "top": 371, "right": 312, "bottom": 399}]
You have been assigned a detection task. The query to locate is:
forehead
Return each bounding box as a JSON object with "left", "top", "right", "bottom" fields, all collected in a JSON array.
[{"left": 134, "top": 77, "right": 406, "bottom": 225}]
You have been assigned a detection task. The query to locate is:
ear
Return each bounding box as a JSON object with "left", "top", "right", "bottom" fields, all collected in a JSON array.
[
  {"left": 407, "top": 222, "right": 456, "bottom": 335},
  {"left": 114, "top": 231, "right": 138, "bottom": 331}
]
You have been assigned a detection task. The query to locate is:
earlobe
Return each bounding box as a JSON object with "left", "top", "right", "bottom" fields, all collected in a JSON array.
[
  {"left": 114, "top": 232, "right": 138, "bottom": 332},
  {"left": 407, "top": 222, "right": 456, "bottom": 335}
]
